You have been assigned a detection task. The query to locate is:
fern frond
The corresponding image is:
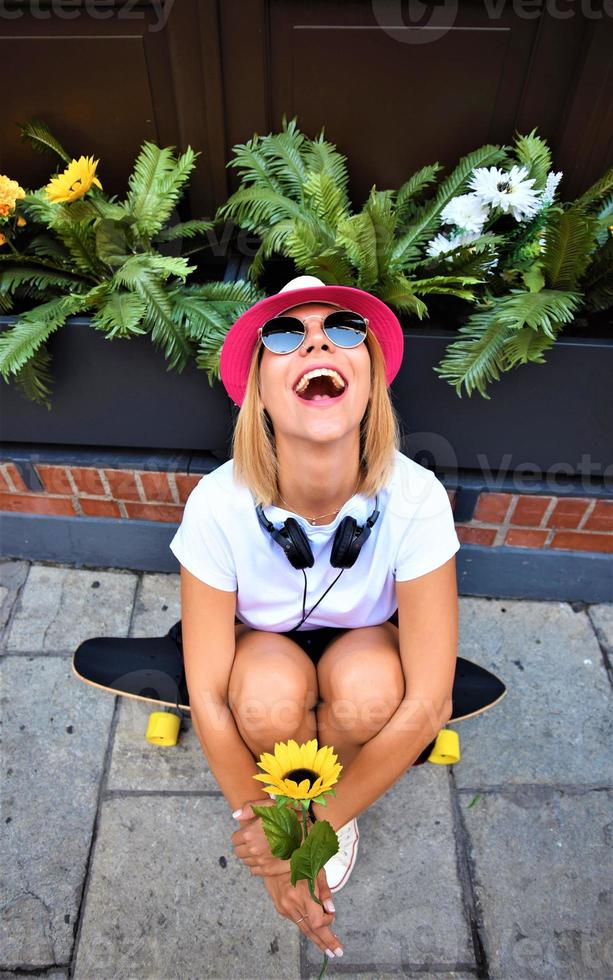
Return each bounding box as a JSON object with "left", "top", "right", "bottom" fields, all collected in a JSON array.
[
  {"left": 125, "top": 271, "right": 193, "bottom": 371},
  {"left": 216, "top": 187, "right": 305, "bottom": 230},
  {"left": 90, "top": 291, "right": 147, "bottom": 339},
  {"left": 502, "top": 326, "right": 557, "bottom": 369},
  {"left": 18, "top": 118, "right": 71, "bottom": 164},
  {"left": 226, "top": 135, "right": 287, "bottom": 194},
  {"left": 153, "top": 146, "right": 199, "bottom": 233},
  {"left": 581, "top": 235, "right": 613, "bottom": 312},
  {"left": 155, "top": 219, "right": 214, "bottom": 242},
  {"left": 303, "top": 135, "right": 351, "bottom": 206},
  {"left": 0, "top": 266, "right": 87, "bottom": 297},
  {"left": 495, "top": 288, "right": 581, "bottom": 339},
  {"left": 575, "top": 167, "right": 613, "bottom": 210},
  {"left": 302, "top": 171, "right": 351, "bottom": 226},
  {"left": 395, "top": 164, "right": 443, "bottom": 226},
  {"left": 20, "top": 190, "right": 60, "bottom": 228},
  {"left": 125, "top": 142, "right": 196, "bottom": 237},
  {"left": 260, "top": 125, "right": 308, "bottom": 202},
  {"left": 408, "top": 273, "right": 483, "bottom": 301},
  {"left": 302, "top": 249, "right": 356, "bottom": 286},
  {"left": 513, "top": 128, "right": 552, "bottom": 190},
  {"left": 114, "top": 253, "right": 195, "bottom": 285},
  {"left": 433, "top": 305, "right": 514, "bottom": 399},
  {"left": 0, "top": 294, "right": 87, "bottom": 378},
  {"left": 53, "top": 218, "right": 101, "bottom": 276},
  {"left": 542, "top": 208, "right": 599, "bottom": 289},
  {"left": 379, "top": 276, "right": 428, "bottom": 319},
  {"left": 12, "top": 343, "right": 55, "bottom": 410},
  {"left": 27, "top": 234, "right": 71, "bottom": 263}
]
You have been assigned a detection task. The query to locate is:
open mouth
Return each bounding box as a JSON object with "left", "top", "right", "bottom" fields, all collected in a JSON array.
[{"left": 293, "top": 371, "right": 347, "bottom": 405}]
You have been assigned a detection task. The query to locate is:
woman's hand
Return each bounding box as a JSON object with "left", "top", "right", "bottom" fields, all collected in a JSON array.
[
  {"left": 231, "top": 799, "right": 310, "bottom": 878},
  {"left": 263, "top": 868, "right": 343, "bottom": 959}
]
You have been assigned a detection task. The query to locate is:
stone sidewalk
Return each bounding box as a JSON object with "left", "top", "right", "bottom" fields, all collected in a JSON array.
[{"left": 1, "top": 558, "right": 611, "bottom": 979}]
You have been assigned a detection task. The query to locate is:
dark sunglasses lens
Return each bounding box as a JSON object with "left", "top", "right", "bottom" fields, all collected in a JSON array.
[
  {"left": 324, "top": 311, "right": 367, "bottom": 348},
  {"left": 261, "top": 317, "right": 304, "bottom": 353}
]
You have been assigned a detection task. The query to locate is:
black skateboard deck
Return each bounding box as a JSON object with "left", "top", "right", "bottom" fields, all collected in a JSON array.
[{"left": 72, "top": 620, "right": 506, "bottom": 723}]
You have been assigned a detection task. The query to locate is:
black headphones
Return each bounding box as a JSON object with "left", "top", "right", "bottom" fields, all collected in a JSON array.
[{"left": 255, "top": 496, "right": 381, "bottom": 630}]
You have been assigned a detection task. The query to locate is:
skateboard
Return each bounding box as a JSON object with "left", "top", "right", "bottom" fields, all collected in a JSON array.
[{"left": 72, "top": 620, "right": 506, "bottom": 765}]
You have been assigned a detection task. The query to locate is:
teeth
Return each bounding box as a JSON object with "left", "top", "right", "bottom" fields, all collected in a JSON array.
[{"left": 294, "top": 368, "right": 346, "bottom": 394}]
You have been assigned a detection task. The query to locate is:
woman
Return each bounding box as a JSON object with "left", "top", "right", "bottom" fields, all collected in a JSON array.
[{"left": 169, "top": 275, "right": 460, "bottom": 960}]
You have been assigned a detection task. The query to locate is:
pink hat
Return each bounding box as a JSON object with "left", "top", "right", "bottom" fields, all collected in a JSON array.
[{"left": 219, "top": 275, "right": 405, "bottom": 407}]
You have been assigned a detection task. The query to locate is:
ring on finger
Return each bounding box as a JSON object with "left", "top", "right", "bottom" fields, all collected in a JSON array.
[{"left": 294, "top": 913, "right": 310, "bottom": 924}]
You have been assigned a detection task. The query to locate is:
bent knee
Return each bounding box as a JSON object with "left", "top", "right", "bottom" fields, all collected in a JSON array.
[{"left": 228, "top": 630, "right": 317, "bottom": 707}]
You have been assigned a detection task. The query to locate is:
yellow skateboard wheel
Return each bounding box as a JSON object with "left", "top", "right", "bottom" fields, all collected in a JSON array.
[
  {"left": 427, "top": 728, "right": 461, "bottom": 765},
  {"left": 146, "top": 711, "right": 181, "bottom": 746}
]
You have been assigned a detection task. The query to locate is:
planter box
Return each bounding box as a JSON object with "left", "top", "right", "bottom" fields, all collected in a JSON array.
[
  {"left": 0, "top": 314, "right": 233, "bottom": 454},
  {"left": 2, "top": 261, "right": 612, "bottom": 476},
  {"left": 389, "top": 329, "right": 613, "bottom": 479},
  {"left": 0, "top": 257, "right": 242, "bottom": 455}
]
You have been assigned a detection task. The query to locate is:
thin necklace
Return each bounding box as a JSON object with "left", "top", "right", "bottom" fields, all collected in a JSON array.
[{"left": 277, "top": 479, "right": 360, "bottom": 525}]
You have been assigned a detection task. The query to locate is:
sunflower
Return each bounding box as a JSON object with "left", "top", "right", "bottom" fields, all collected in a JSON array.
[
  {"left": 253, "top": 737, "right": 342, "bottom": 801},
  {"left": 0, "top": 175, "right": 26, "bottom": 217},
  {"left": 45, "top": 155, "right": 102, "bottom": 203}
]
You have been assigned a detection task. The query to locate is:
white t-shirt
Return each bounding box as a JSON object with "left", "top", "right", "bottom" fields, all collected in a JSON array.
[{"left": 169, "top": 449, "right": 460, "bottom": 632}]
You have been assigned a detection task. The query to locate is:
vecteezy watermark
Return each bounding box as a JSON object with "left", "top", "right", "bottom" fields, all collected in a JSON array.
[
  {"left": 372, "top": 0, "right": 459, "bottom": 44},
  {"left": 371, "top": 0, "right": 613, "bottom": 45},
  {"left": 0, "top": 0, "right": 176, "bottom": 32}
]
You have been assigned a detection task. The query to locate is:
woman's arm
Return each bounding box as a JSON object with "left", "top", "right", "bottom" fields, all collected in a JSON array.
[
  {"left": 180, "top": 565, "right": 271, "bottom": 812},
  {"left": 311, "top": 556, "right": 458, "bottom": 830}
]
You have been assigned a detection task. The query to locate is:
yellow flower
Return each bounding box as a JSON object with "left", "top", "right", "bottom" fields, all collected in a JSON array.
[
  {"left": 17, "top": 216, "right": 27, "bottom": 227},
  {"left": 0, "top": 175, "right": 26, "bottom": 217},
  {"left": 253, "top": 738, "right": 342, "bottom": 801},
  {"left": 0, "top": 232, "right": 7, "bottom": 246},
  {"left": 45, "top": 155, "right": 102, "bottom": 203}
]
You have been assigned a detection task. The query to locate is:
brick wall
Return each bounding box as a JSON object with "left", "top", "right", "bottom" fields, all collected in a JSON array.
[{"left": 1, "top": 461, "right": 612, "bottom": 554}]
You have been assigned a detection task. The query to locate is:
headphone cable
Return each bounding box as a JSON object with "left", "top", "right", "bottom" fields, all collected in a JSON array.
[{"left": 291, "top": 567, "right": 346, "bottom": 631}]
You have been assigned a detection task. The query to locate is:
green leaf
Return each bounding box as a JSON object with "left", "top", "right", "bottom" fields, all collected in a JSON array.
[
  {"left": 155, "top": 219, "right": 214, "bottom": 242},
  {"left": 0, "top": 293, "right": 86, "bottom": 379},
  {"left": 11, "top": 344, "right": 55, "bottom": 410},
  {"left": 290, "top": 820, "right": 339, "bottom": 887},
  {"left": 542, "top": 208, "right": 599, "bottom": 289},
  {"left": 521, "top": 266, "right": 545, "bottom": 292},
  {"left": 467, "top": 794, "right": 481, "bottom": 809},
  {"left": 18, "top": 118, "right": 71, "bottom": 164},
  {"left": 90, "top": 291, "right": 147, "bottom": 338},
  {"left": 125, "top": 141, "right": 199, "bottom": 237},
  {"left": 251, "top": 804, "right": 303, "bottom": 860},
  {"left": 513, "top": 128, "right": 552, "bottom": 191},
  {"left": 95, "top": 218, "right": 133, "bottom": 268},
  {"left": 575, "top": 166, "right": 613, "bottom": 210}
]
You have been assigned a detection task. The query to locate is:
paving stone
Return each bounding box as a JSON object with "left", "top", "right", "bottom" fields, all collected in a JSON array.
[
  {"left": 0, "top": 657, "right": 115, "bottom": 970},
  {"left": 5, "top": 564, "right": 137, "bottom": 653},
  {"left": 131, "top": 571, "right": 181, "bottom": 637},
  {"left": 451, "top": 598, "right": 612, "bottom": 787},
  {"left": 304, "top": 767, "right": 474, "bottom": 975},
  {"left": 72, "top": 795, "right": 300, "bottom": 979},
  {"left": 0, "top": 559, "right": 29, "bottom": 643},
  {"left": 106, "top": 697, "right": 220, "bottom": 793},
  {"left": 461, "top": 788, "right": 613, "bottom": 978}
]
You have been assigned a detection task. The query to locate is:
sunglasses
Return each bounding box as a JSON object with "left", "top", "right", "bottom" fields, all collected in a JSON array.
[{"left": 257, "top": 309, "right": 369, "bottom": 355}]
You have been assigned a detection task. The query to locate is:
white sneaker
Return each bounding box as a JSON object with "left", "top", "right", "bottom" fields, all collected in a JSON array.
[{"left": 323, "top": 818, "right": 360, "bottom": 893}]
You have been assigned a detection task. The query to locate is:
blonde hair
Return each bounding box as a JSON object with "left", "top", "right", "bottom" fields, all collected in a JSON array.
[{"left": 231, "top": 329, "right": 402, "bottom": 508}]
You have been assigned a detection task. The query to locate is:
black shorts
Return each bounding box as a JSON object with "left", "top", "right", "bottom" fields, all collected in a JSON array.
[{"left": 279, "top": 610, "right": 399, "bottom": 667}]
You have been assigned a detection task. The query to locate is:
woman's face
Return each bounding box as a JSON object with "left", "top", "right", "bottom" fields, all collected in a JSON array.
[{"left": 258, "top": 301, "right": 371, "bottom": 445}]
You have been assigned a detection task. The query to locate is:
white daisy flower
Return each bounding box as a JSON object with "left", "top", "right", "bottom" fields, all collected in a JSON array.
[
  {"left": 426, "top": 233, "right": 454, "bottom": 257},
  {"left": 440, "top": 193, "right": 490, "bottom": 233},
  {"left": 467, "top": 167, "right": 509, "bottom": 206},
  {"left": 468, "top": 164, "right": 540, "bottom": 222},
  {"left": 425, "top": 230, "right": 484, "bottom": 258},
  {"left": 540, "top": 171, "right": 563, "bottom": 207}
]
